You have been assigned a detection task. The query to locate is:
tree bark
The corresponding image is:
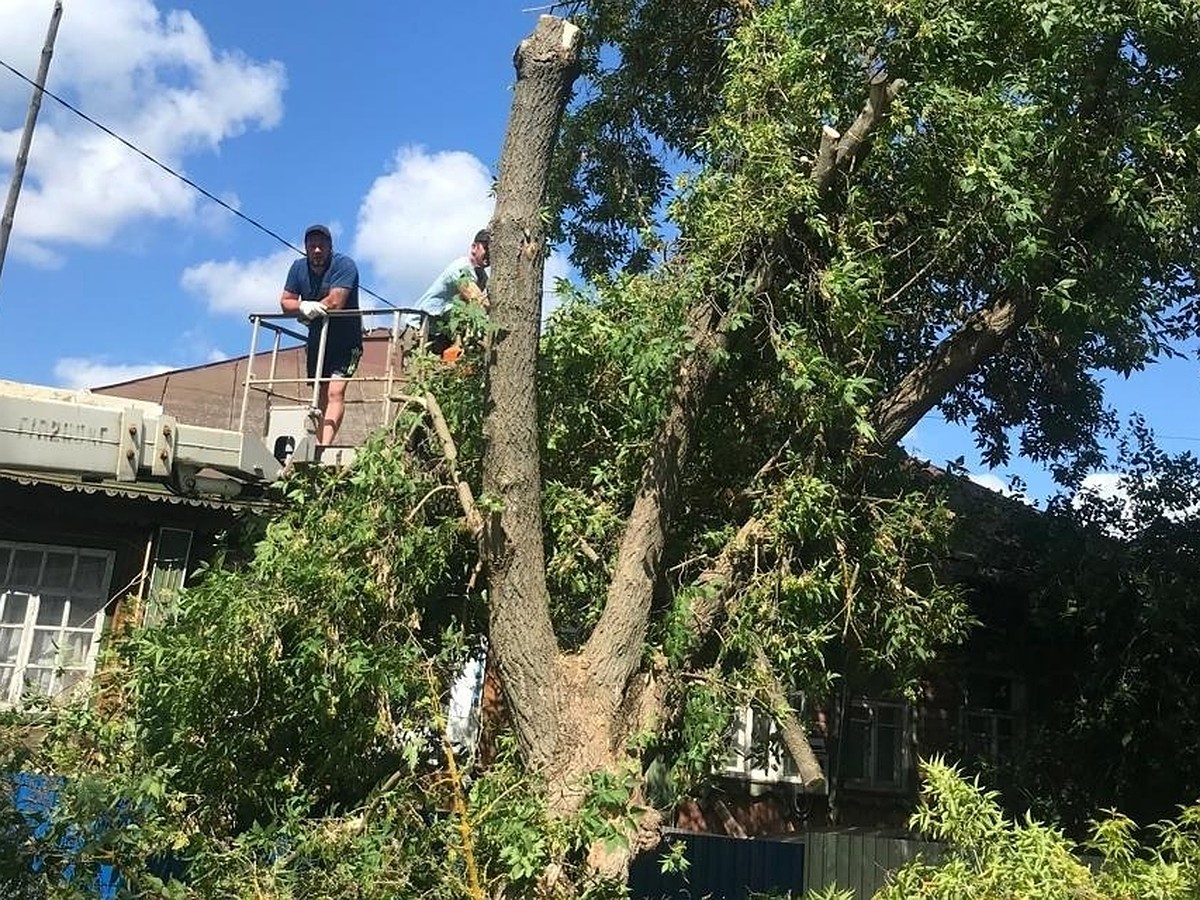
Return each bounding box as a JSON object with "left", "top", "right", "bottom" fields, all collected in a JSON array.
[
  {"left": 813, "top": 74, "right": 905, "bottom": 196},
  {"left": 870, "top": 288, "right": 1035, "bottom": 449},
  {"left": 583, "top": 300, "right": 730, "bottom": 698},
  {"left": 754, "top": 646, "right": 825, "bottom": 789},
  {"left": 482, "top": 15, "right": 582, "bottom": 771}
]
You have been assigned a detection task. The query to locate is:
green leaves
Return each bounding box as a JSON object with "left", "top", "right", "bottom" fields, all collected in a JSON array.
[{"left": 882, "top": 759, "right": 1200, "bottom": 899}]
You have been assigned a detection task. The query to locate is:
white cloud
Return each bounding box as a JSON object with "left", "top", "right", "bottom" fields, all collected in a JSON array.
[
  {"left": 183, "top": 147, "right": 579, "bottom": 329},
  {"left": 1071, "top": 472, "right": 1134, "bottom": 536},
  {"left": 0, "top": 0, "right": 284, "bottom": 261},
  {"left": 180, "top": 248, "right": 298, "bottom": 316},
  {"left": 353, "top": 146, "right": 494, "bottom": 306},
  {"left": 53, "top": 357, "right": 172, "bottom": 390},
  {"left": 353, "top": 145, "right": 579, "bottom": 317},
  {"left": 541, "top": 250, "right": 575, "bottom": 324},
  {"left": 1077, "top": 472, "right": 1125, "bottom": 503},
  {"left": 1070, "top": 471, "right": 1200, "bottom": 536},
  {"left": 967, "top": 472, "right": 1030, "bottom": 503},
  {"left": 967, "top": 472, "right": 1009, "bottom": 494}
]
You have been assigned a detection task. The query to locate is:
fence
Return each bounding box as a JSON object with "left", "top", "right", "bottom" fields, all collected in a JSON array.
[
  {"left": 803, "top": 827, "right": 940, "bottom": 898},
  {"left": 629, "top": 826, "right": 940, "bottom": 899}
]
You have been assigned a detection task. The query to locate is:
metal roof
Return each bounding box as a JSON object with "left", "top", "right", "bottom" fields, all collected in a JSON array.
[{"left": 0, "top": 468, "right": 271, "bottom": 512}]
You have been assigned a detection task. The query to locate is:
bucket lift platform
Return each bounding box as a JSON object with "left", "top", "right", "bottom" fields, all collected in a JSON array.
[
  {"left": 0, "top": 380, "right": 283, "bottom": 494},
  {"left": 0, "top": 309, "right": 429, "bottom": 500}
]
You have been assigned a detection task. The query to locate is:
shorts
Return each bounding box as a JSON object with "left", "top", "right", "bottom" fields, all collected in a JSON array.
[
  {"left": 426, "top": 330, "right": 454, "bottom": 357},
  {"left": 307, "top": 344, "right": 362, "bottom": 381}
]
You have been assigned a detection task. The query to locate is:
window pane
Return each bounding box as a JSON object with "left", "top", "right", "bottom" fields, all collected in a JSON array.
[
  {"left": 843, "top": 713, "right": 869, "bottom": 780},
  {"left": 875, "top": 720, "right": 899, "bottom": 784},
  {"left": 965, "top": 713, "right": 990, "bottom": 760},
  {"left": 73, "top": 554, "right": 107, "bottom": 594},
  {"left": 748, "top": 707, "right": 774, "bottom": 770},
  {"left": 22, "top": 668, "right": 54, "bottom": 698},
  {"left": 60, "top": 632, "right": 92, "bottom": 667},
  {"left": 0, "top": 627, "right": 21, "bottom": 663},
  {"left": 41, "top": 553, "right": 74, "bottom": 591},
  {"left": 1, "top": 593, "right": 28, "bottom": 624},
  {"left": 28, "top": 630, "right": 59, "bottom": 667},
  {"left": 723, "top": 710, "right": 748, "bottom": 771},
  {"left": 0, "top": 547, "right": 11, "bottom": 580},
  {"left": 0, "top": 667, "right": 11, "bottom": 701},
  {"left": 58, "top": 669, "right": 87, "bottom": 694},
  {"left": 67, "top": 598, "right": 106, "bottom": 629},
  {"left": 10, "top": 550, "right": 43, "bottom": 588},
  {"left": 36, "top": 597, "right": 67, "bottom": 627}
]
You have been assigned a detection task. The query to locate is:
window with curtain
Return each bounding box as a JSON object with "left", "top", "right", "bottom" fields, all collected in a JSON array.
[{"left": 0, "top": 541, "right": 113, "bottom": 705}]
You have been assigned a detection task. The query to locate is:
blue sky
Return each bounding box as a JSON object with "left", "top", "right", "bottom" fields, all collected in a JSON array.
[
  {"left": 0, "top": 0, "right": 559, "bottom": 385},
  {"left": 1, "top": 0, "right": 1197, "bottom": 500}
]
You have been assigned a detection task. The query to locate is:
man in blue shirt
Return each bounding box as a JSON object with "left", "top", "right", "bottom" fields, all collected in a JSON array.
[
  {"left": 279, "top": 224, "right": 362, "bottom": 445},
  {"left": 411, "top": 229, "right": 490, "bottom": 359}
]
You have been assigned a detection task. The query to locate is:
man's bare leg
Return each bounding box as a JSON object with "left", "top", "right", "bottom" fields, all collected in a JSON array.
[{"left": 319, "top": 377, "right": 348, "bottom": 445}]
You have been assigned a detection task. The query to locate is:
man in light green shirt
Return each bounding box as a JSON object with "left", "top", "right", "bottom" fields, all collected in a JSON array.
[{"left": 410, "top": 229, "right": 490, "bottom": 358}]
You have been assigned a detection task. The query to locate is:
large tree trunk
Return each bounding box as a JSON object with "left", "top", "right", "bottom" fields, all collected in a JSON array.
[{"left": 482, "top": 15, "right": 582, "bottom": 772}]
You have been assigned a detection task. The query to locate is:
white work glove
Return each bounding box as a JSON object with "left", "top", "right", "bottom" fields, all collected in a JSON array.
[{"left": 298, "top": 299, "right": 326, "bottom": 320}]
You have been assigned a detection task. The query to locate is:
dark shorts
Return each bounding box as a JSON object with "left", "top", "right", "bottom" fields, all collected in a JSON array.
[
  {"left": 426, "top": 330, "right": 454, "bottom": 357},
  {"left": 306, "top": 343, "right": 362, "bottom": 381}
]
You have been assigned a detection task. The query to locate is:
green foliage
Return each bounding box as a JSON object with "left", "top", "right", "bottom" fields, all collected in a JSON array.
[
  {"left": 123, "top": 431, "right": 475, "bottom": 830},
  {"left": 564, "top": 0, "right": 1200, "bottom": 484},
  {"left": 539, "top": 270, "right": 698, "bottom": 645},
  {"left": 8, "top": 1, "right": 1200, "bottom": 895},
  {"left": 0, "top": 407, "right": 664, "bottom": 897},
  {"left": 550, "top": 0, "right": 744, "bottom": 274},
  {"left": 979, "top": 418, "right": 1200, "bottom": 835},
  {"left": 0, "top": 716, "right": 45, "bottom": 897},
  {"left": 881, "top": 759, "right": 1200, "bottom": 899}
]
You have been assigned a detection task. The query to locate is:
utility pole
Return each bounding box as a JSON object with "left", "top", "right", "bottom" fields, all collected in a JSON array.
[{"left": 0, "top": 0, "right": 64, "bottom": 294}]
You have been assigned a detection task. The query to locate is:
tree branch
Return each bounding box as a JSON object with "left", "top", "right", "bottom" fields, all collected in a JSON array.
[
  {"left": 753, "top": 646, "right": 825, "bottom": 790},
  {"left": 424, "top": 392, "right": 483, "bottom": 536},
  {"left": 583, "top": 299, "right": 731, "bottom": 695},
  {"left": 871, "top": 289, "right": 1035, "bottom": 449},
  {"left": 813, "top": 75, "right": 906, "bottom": 196}
]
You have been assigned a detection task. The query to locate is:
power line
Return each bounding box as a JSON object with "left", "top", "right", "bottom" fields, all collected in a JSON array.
[{"left": 0, "top": 55, "right": 399, "bottom": 308}]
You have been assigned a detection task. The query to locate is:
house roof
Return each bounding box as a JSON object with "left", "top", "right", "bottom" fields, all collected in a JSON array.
[
  {"left": 905, "top": 457, "right": 1049, "bottom": 588},
  {"left": 0, "top": 468, "right": 270, "bottom": 512}
]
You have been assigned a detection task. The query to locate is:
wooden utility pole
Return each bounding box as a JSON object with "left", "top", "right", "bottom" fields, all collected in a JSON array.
[{"left": 0, "top": 0, "right": 64, "bottom": 294}]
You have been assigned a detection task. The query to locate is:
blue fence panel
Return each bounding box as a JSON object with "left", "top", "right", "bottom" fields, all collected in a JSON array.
[
  {"left": 630, "top": 830, "right": 805, "bottom": 900},
  {"left": 10, "top": 773, "right": 121, "bottom": 899}
]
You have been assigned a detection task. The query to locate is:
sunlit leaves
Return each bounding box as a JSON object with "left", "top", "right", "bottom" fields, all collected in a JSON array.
[{"left": 881, "top": 759, "right": 1200, "bottom": 899}]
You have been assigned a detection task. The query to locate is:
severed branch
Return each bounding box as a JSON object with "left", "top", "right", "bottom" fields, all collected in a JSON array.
[
  {"left": 812, "top": 125, "right": 842, "bottom": 189},
  {"left": 754, "top": 646, "right": 826, "bottom": 790},
  {"left": 425, "top": 393, "right": 484, "bottom": 536},
  {"left": 813, "top": 74, "right": 906, "bottom": 196},
  {"left": 396, "top": 392, "right": 484, "bottom": 535}
]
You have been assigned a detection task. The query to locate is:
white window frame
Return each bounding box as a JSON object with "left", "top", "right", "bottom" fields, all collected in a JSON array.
[
  {"left": 721, "top": 703, "right": 825, "bottom": 786},
  {"left": 0, "top": 540, "right": 114, "bottom": 707}
]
